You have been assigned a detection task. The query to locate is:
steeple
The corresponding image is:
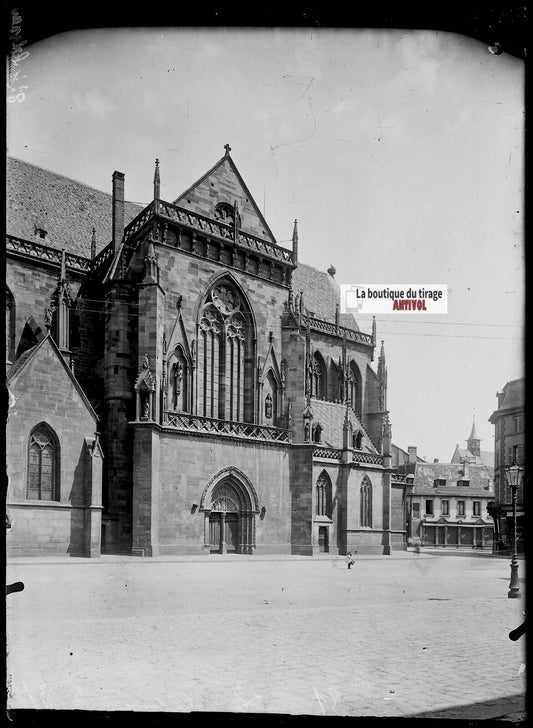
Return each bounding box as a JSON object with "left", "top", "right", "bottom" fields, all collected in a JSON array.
[
  {"left": 292, "top": 219, "right": 298, "bottom": 264},
  {"left": 467, "top": 416, "right": 481, "bottom": 457}
]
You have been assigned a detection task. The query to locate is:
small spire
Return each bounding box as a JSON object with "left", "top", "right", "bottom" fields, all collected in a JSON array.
[
  {"left": 91, "top": 227, "right": 97, "bottom": 259},
  {"left": 292, "top": 219, "right": 298, "bottom": 264},
  {"left": 377, "top": 340, "right": 387, "bottom": 382},
  {"left": 154, "top": 158, "right": 160, "bottom": 200},
  {"left": 60, "top": 249, "right": 67, "bottom": 281},
  {"left": 372, "top": 316, "right": 377, "bottom": 346},
  {"left": 224, "top": 143, "right": 231, "bottom": 155},
  {"left": 468, "top": 416, "right": 479, "bottom": 442}
]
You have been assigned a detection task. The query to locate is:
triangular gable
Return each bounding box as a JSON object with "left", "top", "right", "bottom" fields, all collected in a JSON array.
[
  {"left": 166, "top": 308, "right": 192, "bottom": 363},
  {"left": 173, "top": 152, "right": 277, "bottom": 244},
  {"left": 7, "top": 334, "right": 98, "bottom": 423},
  {"left": 259, "top": 339, "right": 282, "bottom": 384}
]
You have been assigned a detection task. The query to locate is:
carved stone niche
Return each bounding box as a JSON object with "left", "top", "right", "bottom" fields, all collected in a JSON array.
[{"left": 134, "top": 354, "right": 156, "bottom": 421}]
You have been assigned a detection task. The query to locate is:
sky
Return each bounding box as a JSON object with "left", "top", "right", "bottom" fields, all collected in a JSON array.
[{"left": 7, "top": 27, "right": 524, "bottom": 461}]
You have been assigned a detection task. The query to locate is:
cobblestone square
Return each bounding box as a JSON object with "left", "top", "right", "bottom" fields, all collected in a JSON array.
[{"left": 6, "top": 551, "right": 526, "bottom": 718}]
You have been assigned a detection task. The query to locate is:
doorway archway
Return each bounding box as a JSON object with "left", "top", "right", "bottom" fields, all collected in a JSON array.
[{"left": 200, "top": 467, "right": 260, "bottom": 554}]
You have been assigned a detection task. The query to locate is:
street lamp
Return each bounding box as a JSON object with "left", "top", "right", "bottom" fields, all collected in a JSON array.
[{"left": 505, "top": 461, "right": 523, "bottom": 599}]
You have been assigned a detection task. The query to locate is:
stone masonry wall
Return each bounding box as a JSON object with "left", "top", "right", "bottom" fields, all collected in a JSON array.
[
  {"left": 6, "top": 338, "right": 100, "bottom": 556},
  {"left": 154, "top": 430, "right": 291, "bottom": 554}
]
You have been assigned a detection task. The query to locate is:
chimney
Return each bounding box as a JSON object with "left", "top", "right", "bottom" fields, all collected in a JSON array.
[
  {"left": 112, "top": 171, "right": 125, "bottom": 253},
  {"left": 408, "top": 446, "right": 417, "bottom": 463}
]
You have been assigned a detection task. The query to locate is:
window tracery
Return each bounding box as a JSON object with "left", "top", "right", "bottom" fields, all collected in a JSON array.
[
  {"left": 27, "top": 424, "right": 59, "bottom": 501},
  {"left": 360, "top": 476, "right": 372, "bottom": 528}
]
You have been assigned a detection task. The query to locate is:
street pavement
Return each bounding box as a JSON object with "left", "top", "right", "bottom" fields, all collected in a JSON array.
[{"left": 5, "top": 550, "right": 526, "bottom": 718}]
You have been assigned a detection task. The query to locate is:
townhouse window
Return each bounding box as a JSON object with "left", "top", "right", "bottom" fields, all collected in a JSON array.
[
  {"left": 513, "top": 416, "right": 523, "bottom": 433},
  {"left": 457, "top": 501, "right": 465, "bottom": 516},
  {"left": 433, "top": 479, "right": 446, "bottom": 487},
  {"left": 457, "top": 480, "right": 470, "bottom": 487},
  {"left": 441, "top": 500, "right": 449, "bottom": 516},
  {"left": 473, "top": 501, "right": 481, "bottom": 517},
  {"left": 425, "top": 499, "right": 434, "bottom": 516}
]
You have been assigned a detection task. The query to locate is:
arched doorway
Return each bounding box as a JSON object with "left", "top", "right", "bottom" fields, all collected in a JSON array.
[{"left": 200, "top": 467, "right": 260, "bottom": 554}]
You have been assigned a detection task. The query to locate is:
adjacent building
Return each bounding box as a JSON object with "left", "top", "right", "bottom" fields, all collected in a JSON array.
[
  {"left": 400, "top": 447, "right": 494, "bottom": 549},
  {"left": 488, "top": 378, "right": 525, "bottom": 552},
  {"left": 6, "top": 149, "right": 407, "bottom": 557}
]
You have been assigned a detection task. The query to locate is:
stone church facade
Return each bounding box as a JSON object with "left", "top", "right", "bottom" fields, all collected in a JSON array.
[{"left": 6, "top": 147, "right": 406, "bottom": 557}]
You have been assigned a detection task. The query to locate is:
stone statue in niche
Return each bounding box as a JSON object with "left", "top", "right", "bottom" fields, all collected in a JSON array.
[
  {"left": 265, "top": 394, "right": 273, "bottom": 420},
  {"left": 141, "top": 391, "right": 150, "bottom": 420},
  {"left": 304, "top": 422, "right": 310, "bottom": 442}
]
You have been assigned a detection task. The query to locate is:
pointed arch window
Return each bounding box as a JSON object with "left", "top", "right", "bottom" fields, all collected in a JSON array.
[
  {"left": 27, "top": 424, "right": 59, "bottom": 501},
  {"left": 312, "top": 352, "right": 326, "bottom": 399},
  {"left": 348, "top": 361, "right": 362, "bottom": 416},
  {"left": 329, "top": 360, "right": 342, "bottom": 402},
  {"left": 316, "top": 471, "right": 332, "bottom": 518},
  {"left": 197, "top": 280, "right": 255, "bottom": 422},
  {"left": 360, "top": 476, "right": 372, "bottom": 528},
  {"left": 6, "top": 287, "right": 15, "bottom": 363},
  {"left": 312, "top": 423, "right": 323, "bottom": 444}
]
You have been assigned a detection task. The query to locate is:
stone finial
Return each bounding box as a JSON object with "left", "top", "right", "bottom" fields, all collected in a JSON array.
[
  {"left": 91, "top": 227, "right": 97, "bottom": 259},
  {"left": 154, "top": 158, "right": 160, "bottom": 200},
  {"left": 224, "top": 143, "right": 231, "bottom": 155},
  {"left": 328, "top": 264, "right": 336, "bottom": 277}
]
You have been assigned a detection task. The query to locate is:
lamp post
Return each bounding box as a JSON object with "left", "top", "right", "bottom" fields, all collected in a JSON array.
[{"left": 505, "top": 461, "right": 523, "bottom": 599}]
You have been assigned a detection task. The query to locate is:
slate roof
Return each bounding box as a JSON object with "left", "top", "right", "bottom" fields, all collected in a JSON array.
[
  {"left": 410, "top": 461, "right": 493, "bottom": 495},
  {"left": 292, "top": 262, "right": 359, "bottom": 331},
  {"left": 6, "top": 157, "right": 145, "bottom": 258},
  {"left": 310, "top": 400, "right": 378, "bottom": 452},
  {"left": 6, "top": 158, "right": 363, "bottom": 338}
]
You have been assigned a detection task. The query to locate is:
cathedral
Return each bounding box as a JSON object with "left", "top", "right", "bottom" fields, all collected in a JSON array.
[{"left": 5, "top": 147, "right": 406, "bottom": 557}]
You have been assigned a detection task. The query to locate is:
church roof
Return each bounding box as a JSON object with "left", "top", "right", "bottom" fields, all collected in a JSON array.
[
  {"left": 6, "top": 157, "right": 144, "bottom": 258},
  {"left": 452, "top": 446, "right": 494, "bottom": 467},
  {"left": 291, "top": 262, "right": 359, "bottom": 331}
]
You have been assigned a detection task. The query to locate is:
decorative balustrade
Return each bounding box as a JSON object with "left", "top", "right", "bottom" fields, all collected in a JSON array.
[
  {"left": 91, "top": 241, "right": 114, "bottom": 271},
  {"left": 301, "top": 314, "right": 373, "bottom": 346},
  {"left": 313, "top": 447, "right": 342, "bottom": 460},
  {"left": 352, "top": 450, "right": 383, "bottom": 465},
  {"left": 6, "top": 235, "right": 91, "bottom": 273},
  {"left": 122, "top": 199, "right": 294, "bottom": 266},
  {"left": 164, "top": 411, "right": 290, "bottom": 443},
  {"left": 123, "top": 201, "right": 155, "bottom": 243},
  {"left": 392, "top": 472, "right": 407, "bottom": 483}
]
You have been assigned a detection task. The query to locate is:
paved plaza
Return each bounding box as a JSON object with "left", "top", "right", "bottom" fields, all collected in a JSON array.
[{"left": 5, "top": 550, "right": 526, "bottom": 718}]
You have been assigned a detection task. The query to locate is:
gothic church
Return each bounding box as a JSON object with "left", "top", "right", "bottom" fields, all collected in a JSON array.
[{"left": 6, "top": 147, "right": 406, "bottom": 557}]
